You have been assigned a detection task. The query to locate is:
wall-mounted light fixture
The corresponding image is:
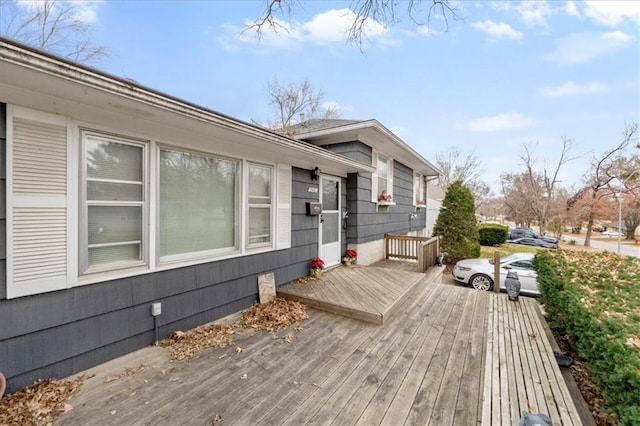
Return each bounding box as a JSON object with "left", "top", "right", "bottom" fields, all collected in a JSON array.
[{"left": 311, "top": 167, "right": 320, "bottom": 181}]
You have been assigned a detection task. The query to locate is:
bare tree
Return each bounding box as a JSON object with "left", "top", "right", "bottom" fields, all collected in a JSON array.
[
  {"left": 519, "top": 137, "right": 580, "bottom": 233},
  {"left": 264, "top": 77, "right": 340, "bottom": 129},
  {"left": 576, "top": 123, "right": 638, "bottom": 246},
  {"left": 435, "top": 147, "right": 491, "bottom": 206},
  {"left": 0, "top": 0, "right": 107, "bottom": 63},
  {"left": 247, "top": 0, "right": 460, "bottom": 47}
]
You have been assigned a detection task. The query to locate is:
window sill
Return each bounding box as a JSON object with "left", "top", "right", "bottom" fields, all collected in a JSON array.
[
  {"left": 377, "top": 201, "right": 395, "bottom": 206},
  {"left": 415, "top": 205, "right": 426, "bottom": 209}
]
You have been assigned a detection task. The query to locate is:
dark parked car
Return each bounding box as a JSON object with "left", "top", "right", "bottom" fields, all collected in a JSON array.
[
  {"left": 509, "top": 227, "right": 559, "bottom": 244},
  {"left": 507, "top": 237, "right": 558, "bottom": 249}
]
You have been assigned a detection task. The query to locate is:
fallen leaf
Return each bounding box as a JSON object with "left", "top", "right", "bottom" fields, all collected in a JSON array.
[
  {"left": 240, "top": 373, "right": 248, "bottom": 380},
  {"left": 235, "top": 346, "right": 244, "bottom": 354}
]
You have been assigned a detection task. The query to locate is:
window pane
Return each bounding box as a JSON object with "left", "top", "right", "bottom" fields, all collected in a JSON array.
[
  {"left": 160, "top": 149, "right": 239, "bottom": 257},
  {"left": 88, "top": 181, "right": 142, "bottom": 201},
  {"left": 322, "top": 212, "right": 339, "bottom": 244},
  {"left": 378, "top": 177, "right": 388, "bottom": 195},
  {"left": 249, "top": 166, "right": 270, "bottom": 198},
  {"left": 87, "top": 137, "right": 142, "bottom": 181},
  {"left": 377, "top": 156, "right": 387, "bottom": 179},
  {"left": 89, "top": 244, "right": 141, "bottom": 266},
  {"left": 322, "top": 179, "right": 339, "bottom": 210},
  {"left": 248, "top": 207, "right": 270, "bottom": 244},
  {"left": 88, "top": 206, "right": 142, "bottom": 245}
]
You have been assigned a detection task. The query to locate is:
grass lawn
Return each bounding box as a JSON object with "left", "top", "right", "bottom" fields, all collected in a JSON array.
[{"left": 479, "top": 243, "right": 543, "bottom": 258}]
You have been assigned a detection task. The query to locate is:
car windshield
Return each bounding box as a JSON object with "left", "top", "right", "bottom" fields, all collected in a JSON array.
[{"left": 488, "top": 254, "right": 523, "bottom": 265}]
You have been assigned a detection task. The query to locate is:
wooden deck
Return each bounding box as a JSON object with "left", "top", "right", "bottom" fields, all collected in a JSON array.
[
  {"left": 57, "top": 281, "right": 582, "bottom": 426},
  {"left": 277, "top": 263, "right": 426, "bottom": 325}
]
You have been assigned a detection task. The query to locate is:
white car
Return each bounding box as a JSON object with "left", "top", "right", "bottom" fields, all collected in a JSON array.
[
  {"left": 452, "top": 252, "right": 539, "bottom": 296},
  {"left": 601, "top": 230, "right": 621, "bottom": 237}
]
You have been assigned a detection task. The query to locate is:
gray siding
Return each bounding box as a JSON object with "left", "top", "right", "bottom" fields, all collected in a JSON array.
[
  {"left": 321, "top": 141, "right": 372, "bottom": 166},
  {"left": 321, "top": 140, "right": 426, "bottom": 243},
  {"left": 0, "top": 159, "right": 320, "bottom": 393}
]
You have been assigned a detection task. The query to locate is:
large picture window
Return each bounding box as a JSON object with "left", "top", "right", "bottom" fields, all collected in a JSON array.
[
  {"left": 247, "top": 164, "right": 273, "bottom": 247},
  {"left": 83, "top": 133, "right": 145, "bottom": 271},
  {"left": 159, "top": 149, "right": 240, "bottom": 261}
]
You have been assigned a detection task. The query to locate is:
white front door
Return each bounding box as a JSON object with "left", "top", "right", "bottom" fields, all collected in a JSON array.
[{"left": 319, "top": 176, "right": 341, "bottom": 267}]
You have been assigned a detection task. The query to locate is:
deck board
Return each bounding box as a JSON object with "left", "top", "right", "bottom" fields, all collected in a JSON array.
[
  {"left": 58, "top": 271, "right": 583, "bottom": 426},
  {"left": 277, "top": 265, "right": 425, "bottom": 325}
]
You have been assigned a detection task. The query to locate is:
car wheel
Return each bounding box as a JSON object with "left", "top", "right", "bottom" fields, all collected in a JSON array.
[{"left": 470, "top": 274, "right": 493, "bottom": 291}]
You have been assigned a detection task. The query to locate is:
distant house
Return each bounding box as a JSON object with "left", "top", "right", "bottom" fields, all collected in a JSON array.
[{"left": 0, "top": 37, "right": 440, "bottom": 393}]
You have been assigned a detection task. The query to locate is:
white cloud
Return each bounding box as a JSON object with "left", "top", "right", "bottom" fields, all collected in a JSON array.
[
  {"left": 15, "top": 0, "right": 101, "bottom": 24},
  {"left": 517, "top": 0, "right": 553, "bottom": 27},
  {"left": 603, "top": 30, "right": 631, "bottom": 42},
  {"left": 472, "top": 20, "right": 523, "bottom": 40},
  {"left": 221, "top": 8, "right": 389, "bottom": 51},
  {"left": 304, "top": 8, "right": 386, "bottom": 44},
  {"left": 467, "top": 113, "right": 534, "bottom": 132},
  {"left": 540, "top": 80, "right": 608, "bottom": 97},
  {"left": 583, "top": 1, "right": 640, "bottom": 27},
  {"left": 546, "top": 31, "right": 633, "bottom": 64},
  {"left": 564, "top": 1, "right": 580, "bottom": 18}
]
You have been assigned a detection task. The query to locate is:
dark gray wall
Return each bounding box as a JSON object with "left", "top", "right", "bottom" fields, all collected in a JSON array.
[
  {"left": 322, "top": 141, "right": 426, "bottom": 244},
  {"left": 0, "top": 158, "right": 321, "bottom": 393}
]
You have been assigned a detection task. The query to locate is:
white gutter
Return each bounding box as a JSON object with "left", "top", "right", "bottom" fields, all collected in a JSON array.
[{"left": 0, "top": 37, "right": 374, "bottom": 174}]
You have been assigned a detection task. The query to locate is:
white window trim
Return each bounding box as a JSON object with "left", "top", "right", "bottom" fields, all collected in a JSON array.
[
  {"left": 79, "top": 130, "right": 149, "bottom": 276},
  {"left": 246, "top": 162, "right": 275, "bottom": 250},
  {"left": 371, "top": 151, "right": 394, "bottom": 203},
  {"left": 5, "top": 106, "right": 293, "bottom": 297}
]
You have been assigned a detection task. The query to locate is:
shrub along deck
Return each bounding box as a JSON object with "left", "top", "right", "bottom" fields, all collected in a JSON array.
[{"left": 57, "top": 273, "right": 582, "bottom": 425}]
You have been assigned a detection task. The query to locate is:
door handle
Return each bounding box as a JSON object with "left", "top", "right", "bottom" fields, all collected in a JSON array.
[{"left": 320, "top": 214, "right": 324, "bottom": 223}]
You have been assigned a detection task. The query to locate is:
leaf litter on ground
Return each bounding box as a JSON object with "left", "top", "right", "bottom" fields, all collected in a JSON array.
[
  {"left": 159, "top": 297, "right": 308, "bottom": 360},
  {"left": 0, "top": 375, "right": 84, "bottom": 426}
]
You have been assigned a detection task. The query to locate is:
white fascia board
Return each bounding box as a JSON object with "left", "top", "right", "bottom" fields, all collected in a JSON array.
[
  {"left": 0, "top": 38, "right": 373, "bottom": 177},
  {"left": 295, "top": 119, "right": 441, "bottom": 177}
]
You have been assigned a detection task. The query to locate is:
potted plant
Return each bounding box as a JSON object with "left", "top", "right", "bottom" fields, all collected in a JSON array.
[
  {"left": 378, "top": 191, "right": 393, "bottom": 203},
  {"left": 310, "top": 256, "right": 325, "bottom": 278},
  {"left": 342, "top": 249, "right": 357, "bottom": 266}
]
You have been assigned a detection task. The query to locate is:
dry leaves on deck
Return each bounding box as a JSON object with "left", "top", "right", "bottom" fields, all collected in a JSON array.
[
  {"left": 0, "top": 375, "right": 84, "bottom": 426},
  {"left": 104, "top": 364, "right": 145, "bottom": 383},
  {"left": 158, "top": 324, "right": 236, "bottom": 361},
  {"left": 158, "top": 298, "right": 309, "bottom": 360},
  {"left": 240, "top": 298, "right": 308, "bottom": 331}
]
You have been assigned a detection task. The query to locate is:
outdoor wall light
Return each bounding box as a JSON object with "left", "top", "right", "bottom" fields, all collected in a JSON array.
[{"left": 311, "top": 167, "right": 320, "bottom": 180}]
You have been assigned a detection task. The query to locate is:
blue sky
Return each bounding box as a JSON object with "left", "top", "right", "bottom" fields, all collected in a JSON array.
[{"left": 35, "top": 1, "right": 640, "bottom": 191}]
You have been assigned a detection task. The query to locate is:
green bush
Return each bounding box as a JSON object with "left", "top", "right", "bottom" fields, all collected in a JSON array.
[
  {"left": 535, "top": 251, "right": 640, "bottom": 425},
  {"left": 433, "top": 180, "right": 480, "bottom": 264},
  {"left": 478, "top": 224, "right": 508, "bottom": 246}
]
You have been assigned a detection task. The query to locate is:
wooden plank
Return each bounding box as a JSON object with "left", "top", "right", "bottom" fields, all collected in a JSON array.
[
  {"left": 360, "top": 286, "right": 461, "bottom": 425},
  {"left": 453, "top": 291, "right": 489, "bottom": 426},
  {"left": 504, "top": 298, "right": 531, "bottom": 418},
  {"left": 427, "top": 290, "right": 481, "bottom": 424},
  {"left": 524, "top": 299, "right": 581, "bottom": 425},
  {"left": 481, "top": 293, "right": 495, "bottom": 426},
  {"left": 278, "top": 286, "right": 440, "bottom": 425},
  {"left": 501, "top": 296, "right": 521, "bottom": 424},
  {"left": 330, "top": 288, "right": 448, "bottom": 425},
  {"left": 402, "top": 287, "right": 471, "bottom": 425},
  {"left": 278, "top": 291, "right": 382, "bottom": 325},
  {"left": 253, "top": 283, "right": 439, "bottom": 426},
  {"left": 497, "top": 296, "right": 511, "bottom": 425}
]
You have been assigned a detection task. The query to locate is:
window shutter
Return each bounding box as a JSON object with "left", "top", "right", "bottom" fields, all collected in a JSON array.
[
  {"left": 7, "top": 108, "right": 68, "bottom": 298},
  {"left": 370, "top": 152, "right": 378, "bottom": 202},
  {"left": 275, "top": 164, "right": 291, "bottom": 249}
]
